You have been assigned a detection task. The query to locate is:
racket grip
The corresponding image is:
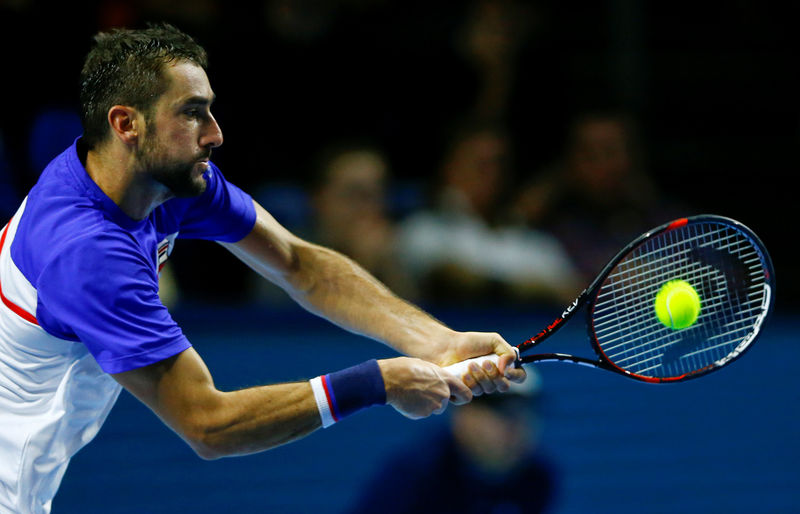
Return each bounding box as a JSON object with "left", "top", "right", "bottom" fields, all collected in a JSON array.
[{"left": 443, "top": 348, "right": 520, "bottom": 378}]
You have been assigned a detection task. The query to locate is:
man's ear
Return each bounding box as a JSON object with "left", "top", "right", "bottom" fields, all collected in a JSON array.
[{"left": 107, "top": 105, "right": 141, "bottom": 145}]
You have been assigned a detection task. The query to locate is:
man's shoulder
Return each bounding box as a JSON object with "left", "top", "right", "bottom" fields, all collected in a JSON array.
[
  {"left": 10, "top": 191, "right": 142, "bottom": 286},
  {"left": 22, "top": 147, "right": 134, "bottom": 245},
  {"left": 21, "top": 191, "right": 115, "bottom": 245}
]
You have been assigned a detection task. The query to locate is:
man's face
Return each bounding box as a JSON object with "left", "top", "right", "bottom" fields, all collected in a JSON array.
[{"left": 136, "top": 60, "right": 223, "bottom": 197}]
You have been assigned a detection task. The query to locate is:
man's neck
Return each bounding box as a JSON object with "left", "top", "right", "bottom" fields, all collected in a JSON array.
[{"left": 85, "top": 146, "right": 172, "bottom": 221}]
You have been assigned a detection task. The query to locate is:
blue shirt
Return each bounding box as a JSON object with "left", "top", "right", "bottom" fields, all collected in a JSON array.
[
  {"left": 0, "top": 138, "right": 257, "bottom": 513},
  {"left": 0, "top": 138, "right": 256, "bottom": 513},
  {"left": 9, "top": 139, "right": 256, "bottom": 373}
]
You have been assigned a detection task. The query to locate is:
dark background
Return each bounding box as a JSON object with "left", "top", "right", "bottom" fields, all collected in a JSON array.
[{"left": 0, "top": 0, "right": 796, "bottom": 311}]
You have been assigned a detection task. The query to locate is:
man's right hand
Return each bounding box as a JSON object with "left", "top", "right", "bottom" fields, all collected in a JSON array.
[{"left": 377, "top": 357, "right": 473, "bottom": 419}]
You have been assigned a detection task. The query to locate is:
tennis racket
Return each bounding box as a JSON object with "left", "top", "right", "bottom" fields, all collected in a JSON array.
[{"left": 446, "top": 215, "right": 775, "bottom": 383}]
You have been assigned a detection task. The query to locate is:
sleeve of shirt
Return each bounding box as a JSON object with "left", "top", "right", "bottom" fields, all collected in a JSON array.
[
  {"left": 36, "top": 231, "right": 191, "bottom": 374},
  {"left": 175, "top": 162, "right": 256, "bottom": 242}
]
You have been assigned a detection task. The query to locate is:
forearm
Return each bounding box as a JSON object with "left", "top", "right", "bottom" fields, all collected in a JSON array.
[
  {"left": 178, "top": 358, "right": 458, "bottom": 458},
  {"left": 283, "top": 242, "right": 455, "bottom": 361},
  {"left": 192, "top": 382, "right": 320, "bottom": 459},
  {"left": 113, "top": 349, "right": 323, "bottom": 460},
  {"left": 116, "top": 346, "right": 464, "bottom": 461},
  {"left": 225, "top": 234, "right": 453, "bottom": 360}
]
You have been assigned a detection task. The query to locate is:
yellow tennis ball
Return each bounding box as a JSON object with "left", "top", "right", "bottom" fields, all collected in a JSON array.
[{"left": 654, "top": 280, "right": 701, "bottom": 329}]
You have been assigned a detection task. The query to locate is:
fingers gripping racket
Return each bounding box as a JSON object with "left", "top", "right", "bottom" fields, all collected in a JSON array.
[{"left": 446, "top": 215, "right": 775, "bottom": 383}]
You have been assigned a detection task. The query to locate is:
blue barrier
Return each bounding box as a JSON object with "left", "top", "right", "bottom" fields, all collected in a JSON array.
[{"left": 55, "top": 307, "right": 799, "bottom": 513}]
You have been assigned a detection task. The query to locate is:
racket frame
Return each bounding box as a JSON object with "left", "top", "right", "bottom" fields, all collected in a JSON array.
[{"left": 514, "top": 215, "right": 775, "bottom": 383}]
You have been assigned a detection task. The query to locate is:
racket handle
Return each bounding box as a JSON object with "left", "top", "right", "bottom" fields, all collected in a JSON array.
[{"left": 443, "top": 348, "right": 520, "bottom": 378}]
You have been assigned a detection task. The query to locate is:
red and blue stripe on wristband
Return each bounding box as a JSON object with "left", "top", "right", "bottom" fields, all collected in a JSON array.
[{"left": 310, "top": 359, "right": 386, "bottom": 428}]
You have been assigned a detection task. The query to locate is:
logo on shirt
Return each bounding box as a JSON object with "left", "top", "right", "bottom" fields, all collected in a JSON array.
[{"left": 157, "top": 233, "right": 178, "bottom": 273}]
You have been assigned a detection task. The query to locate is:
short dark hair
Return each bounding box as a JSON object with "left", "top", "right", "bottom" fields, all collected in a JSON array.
[{"left": 79, "top": 22, "right": 208, "bottom": 148}]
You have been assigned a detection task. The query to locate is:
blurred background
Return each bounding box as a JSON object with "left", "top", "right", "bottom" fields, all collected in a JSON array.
[{"left": 0, "top": 0, "right": 797, "bottom": 512}]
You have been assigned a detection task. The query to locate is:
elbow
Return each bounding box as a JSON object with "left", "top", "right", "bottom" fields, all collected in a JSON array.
[
  {"left": 184, "top": 426, "right": 229, "bottom": 461},
  {"left": 180, "top": 409, "right": 235, "bottom": 461}
]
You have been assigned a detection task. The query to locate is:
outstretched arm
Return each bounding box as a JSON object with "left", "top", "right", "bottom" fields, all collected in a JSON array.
[
  {"left": 112, "top": 347, "right": 472, "bottom": 460},
  {"left": 221, "top": 201, "right": 525, "bottom": 390}
]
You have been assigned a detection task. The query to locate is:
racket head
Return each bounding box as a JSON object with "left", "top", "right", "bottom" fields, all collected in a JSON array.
[{"left": 585, "top": 215, "right": 774, "bottom": 383}]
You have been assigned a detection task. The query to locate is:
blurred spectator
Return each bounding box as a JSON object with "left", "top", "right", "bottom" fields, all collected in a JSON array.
[
  {"left": 452, "top": 0, "right": 570, "bottom": 177},
  {"left": 396, "top": 122, "right": 580, "bottom": 306},
  {"left": 348, "top": 368, "right": 557, "bottom": 514},
  {"left": 510, "top": 110, "right": 685, "bottom": 284},
  {"left": 308, "top": 143, "right": 418, "bottom": 300},
  {"left": 454, "top": 0, "right": 537, "bottom": 123}
]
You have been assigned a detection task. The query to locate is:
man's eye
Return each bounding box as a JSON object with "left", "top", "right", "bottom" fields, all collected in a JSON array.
[{"left": 185, "top": 107, "right": 209, "bottom": 119}]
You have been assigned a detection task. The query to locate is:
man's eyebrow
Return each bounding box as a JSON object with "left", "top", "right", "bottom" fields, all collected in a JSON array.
[{"left": 180, "top": 94, "right": 216, "bottom": 107}]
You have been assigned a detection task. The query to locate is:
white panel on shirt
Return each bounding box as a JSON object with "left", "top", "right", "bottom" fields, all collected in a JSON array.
[
  {"left": 0, "top": 198, "right": 37, "bottom": 316},
  {"left": 0, "top": 199, "right": 122, "bottom": 514}
]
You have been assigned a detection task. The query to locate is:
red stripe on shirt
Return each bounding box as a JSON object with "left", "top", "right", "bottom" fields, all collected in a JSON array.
[{"left": 0, "top": 219, "right": 39, "bottom": 326}]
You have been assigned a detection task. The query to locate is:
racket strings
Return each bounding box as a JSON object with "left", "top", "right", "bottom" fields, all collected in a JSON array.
[{"left": 591, "top": 221, "right": 770, "bottom": 379}]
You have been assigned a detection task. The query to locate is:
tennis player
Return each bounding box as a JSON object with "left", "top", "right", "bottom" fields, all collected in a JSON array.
[{"left": 0, "top": 23, "right": 524, "bottom": 513}]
